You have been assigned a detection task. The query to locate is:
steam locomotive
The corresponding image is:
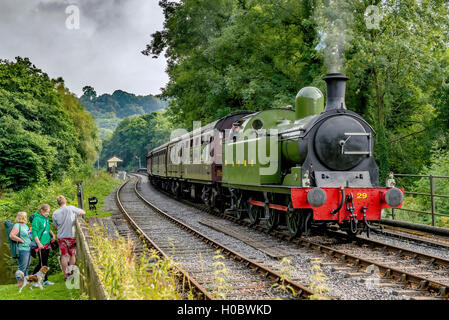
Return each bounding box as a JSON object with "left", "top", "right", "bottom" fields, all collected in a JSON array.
[{"left": 146, "top": 73, "right": 404, "bottom": 237}]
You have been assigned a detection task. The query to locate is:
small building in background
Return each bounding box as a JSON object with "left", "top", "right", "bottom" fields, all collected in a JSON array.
[{"left": 107, "top": 156, "right": 123, "bottom": 173}]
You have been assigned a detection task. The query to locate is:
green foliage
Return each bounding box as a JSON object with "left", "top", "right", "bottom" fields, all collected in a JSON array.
[
  {"left": 55, "top": 79, "right": 101, "bottom": 166},
  {"left": 211, "top": 250, "right": 233, "bottom": 299},
  {"left": 271, "top": 257, "right": 296, "bottom": 297},
  {"left": 344, "top": 0, "right": 449, "bottom": 175},
  {"left": 100, "top": 112, "right": 173, "bottom": 170},
  {"left": 0, "top": 57, "right": 100, "bottom": 190},
  {"left": 385, "top": 147, "right": 449, "bottom": 227},
  {"left": 308, "top": 258, "right": 330, "bottom": 300},
  {"left": 415, "top": 148, "right": 449, "bottom": 217},
  {"left": 79, "top": 87, "right": 168, "bottom": 138},
  {"left": 0, "top": 168, "right": 122, "bottom": 222},
  {"left": 144, "top": 0, "right": 449, "bottom": 177},
  {"left": 145, "top": 0, "right": 319, "bottom": 129}
]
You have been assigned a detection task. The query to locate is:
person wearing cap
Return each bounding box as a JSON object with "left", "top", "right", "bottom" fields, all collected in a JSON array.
[{"left": 229, "top": 122, "right": 242, "bottom": 141}]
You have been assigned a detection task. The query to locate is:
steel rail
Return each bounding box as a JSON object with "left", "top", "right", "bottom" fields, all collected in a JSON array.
[
  {"left": 115, "top": 178, "right": 213, "bottom": 300},
  {"left": 221, "top": 216, "right": 449, "bottom": 298},
  {"left": 374, "top": 228, "right": 449, "bottom": 249},
  {"left": 145, "top": 180, "right": 448, "bottom": 299},
  {"left": 325, "top": 230, "right": 449, "bottom": 268},
  {"left": 132, "top": 175, "right": 315, "bottom": 300}
]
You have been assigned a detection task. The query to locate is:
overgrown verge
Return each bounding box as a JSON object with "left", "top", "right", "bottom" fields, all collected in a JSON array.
[{"left": 89, "top": 226, "right": 188, "bottom": 300}]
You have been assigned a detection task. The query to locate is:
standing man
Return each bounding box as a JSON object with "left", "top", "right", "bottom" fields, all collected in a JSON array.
[{"left": 52, "top": 195, "right": 86, "bottom": 280}]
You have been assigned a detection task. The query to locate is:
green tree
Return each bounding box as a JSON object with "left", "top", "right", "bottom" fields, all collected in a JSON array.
[
  {"left": 144, "top": 0, "right": 320, "bottom": 128},
  {"left": 80, "top": 88, "right": 167, "bottom": 138},
  {"left": 144, "top": 0, "right": 449, "bottom": 180},
  {"left": 344, "top": 0, "right": 449, "bottom": 179},
  {"left": 55, "top": 80, "right": 101, "bottom": 166},
  {"left": 0, "top": 57, "right": 100, "bottom": 189},
  {"left": 100, "top": 112, "right": 172, "bottom": 170},
  {"left": 82, "top": 86, "right": 97, "bottom": 101}
]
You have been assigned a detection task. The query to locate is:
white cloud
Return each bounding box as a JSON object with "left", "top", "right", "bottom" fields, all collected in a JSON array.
[{"left": 0, "top": 0, "right": 168, "bottom": 97}]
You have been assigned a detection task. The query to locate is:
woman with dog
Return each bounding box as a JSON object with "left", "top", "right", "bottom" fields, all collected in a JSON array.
[
  {"left": 9, "top": 212, "right": 32, "bottom": 288},
  {"left": 31, "top": 204, "right": 56, "bottom": 286}
]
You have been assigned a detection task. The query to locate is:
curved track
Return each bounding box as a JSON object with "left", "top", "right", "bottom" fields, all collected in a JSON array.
[{"left": 116, "top": 175, "right": 315, "bottom": 300}]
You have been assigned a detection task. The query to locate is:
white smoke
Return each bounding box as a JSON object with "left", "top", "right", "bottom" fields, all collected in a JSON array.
[{"left": 315, "top": 0, "right": 354, "bottom": 74}]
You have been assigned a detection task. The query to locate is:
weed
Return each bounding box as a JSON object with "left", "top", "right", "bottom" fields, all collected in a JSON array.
[
  {"left": 271, "top": 257, "right": 296, "bottom": 296},
  {"left": 89, "top": 226, "right": 187, "bottom": 300},
  {"left": 308, "top": 258, "right": 330, "bottom": 300},
  {"left": 212, "top": 250, "right": 233, "bottom": 299}
]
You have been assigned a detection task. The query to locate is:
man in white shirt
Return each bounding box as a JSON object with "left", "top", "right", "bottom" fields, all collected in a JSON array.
[{"left": 52, "top": 195, "right": 86, "bottom": 280}]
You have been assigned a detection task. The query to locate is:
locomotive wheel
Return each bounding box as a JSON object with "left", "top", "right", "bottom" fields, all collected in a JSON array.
[
  {"left": 248, "top": 201, "right": 261, "bottom": 225},
  {"left": 235, "top": 196, "right": 247, "bottom": 220},
  {"left": 266, "top": 208, "right": 280, "bottom": 230},
  {"left": 286, "top": 206, "right": 301, "bottom": 237}
]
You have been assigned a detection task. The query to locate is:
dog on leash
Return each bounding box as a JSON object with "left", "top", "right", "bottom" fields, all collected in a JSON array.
[{"left": 16, "top": 266, "right": 50, "bottom": 292}]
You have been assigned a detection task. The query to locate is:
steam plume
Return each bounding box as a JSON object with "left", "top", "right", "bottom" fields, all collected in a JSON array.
[{"left": 315, "top": 0, "right": 354, "bottom": 74}]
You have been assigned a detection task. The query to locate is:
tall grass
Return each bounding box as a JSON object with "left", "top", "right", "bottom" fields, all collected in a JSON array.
[{"left": 89, "top": 226, "right": 185, "bottom": 300}]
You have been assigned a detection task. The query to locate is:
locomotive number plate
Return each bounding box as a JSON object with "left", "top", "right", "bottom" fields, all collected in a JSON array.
[{"left": 357, "top": 193, "right": 368, "bottom": 199}]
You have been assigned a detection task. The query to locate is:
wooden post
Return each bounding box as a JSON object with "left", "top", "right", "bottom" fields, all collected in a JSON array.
[{"left": 76, "top": 181, "right": 84, "bottom": 210}]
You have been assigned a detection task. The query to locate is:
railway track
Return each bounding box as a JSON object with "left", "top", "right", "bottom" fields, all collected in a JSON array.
[
  {"left": 139, "top": 175, "right": 449, "bottom": 300},
  {"left": 116, "top": 176, "right": 316, "bottom": 300},
  {"left": 371, "top": 226, "right": 449, "bottom": 251},
  {"left": 222, "top": 216, "right": 449, "bottom": 300}
]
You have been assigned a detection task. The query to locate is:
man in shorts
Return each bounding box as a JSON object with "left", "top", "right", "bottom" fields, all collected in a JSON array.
[{"left": 52, "top": 195, "right": 86, "bottom": 280}]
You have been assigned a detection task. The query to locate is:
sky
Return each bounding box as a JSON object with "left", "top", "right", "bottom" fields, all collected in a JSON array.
[{"left": 0, "top": 0, "right": 169, "bottom": 97}]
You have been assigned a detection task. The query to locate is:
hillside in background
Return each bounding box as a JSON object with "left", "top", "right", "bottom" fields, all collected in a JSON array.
[
  {"left": 79, "top": 86, "right": 168, "bottom": 138},
  {"left": 100, "top": 112, "right": 172, "bottom": 171}
]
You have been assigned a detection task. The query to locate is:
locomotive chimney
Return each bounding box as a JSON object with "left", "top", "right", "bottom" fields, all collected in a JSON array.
[{"left": 323, "top": 73, "right": 349, "bottom": 111}]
